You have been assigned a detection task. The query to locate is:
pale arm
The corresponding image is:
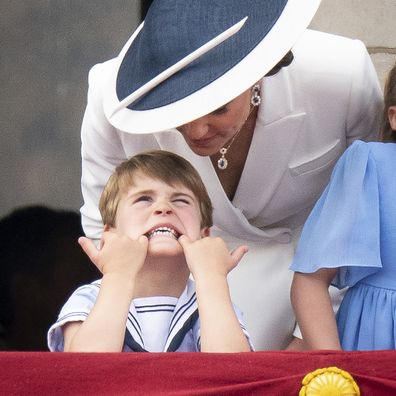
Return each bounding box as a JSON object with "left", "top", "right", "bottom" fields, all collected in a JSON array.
[
  {"left": 291, "top": 268, "right": 341, "bottom": 350},
  {"left": 179, "top": 236, "right": 250, "bottom": 352},
  {"left": 63, "top": 273, "right": 136, "bottom": 352},
  {"left": 285, "top": 337, "right": 306, "bottom": 351},
  {"left": 63, "top": 232, "right": 148, "bottom": 352}
]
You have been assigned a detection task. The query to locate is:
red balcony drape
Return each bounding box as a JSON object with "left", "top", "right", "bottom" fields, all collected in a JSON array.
[{"left": 1, "top": 350, "right": 395, "bottom": 395}]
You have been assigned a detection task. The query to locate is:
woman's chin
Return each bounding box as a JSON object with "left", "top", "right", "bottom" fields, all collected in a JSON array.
[
  {"left": 186, "top": 139, "right": 222, "bottom": 157},
  {"left": 189, "top": 146, "right": 218, "bottom": 157}
]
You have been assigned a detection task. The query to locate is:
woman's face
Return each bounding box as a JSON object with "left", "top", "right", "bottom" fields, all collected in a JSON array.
[{"left": 177, "top": 88, "right": 252, "bottom": 156}]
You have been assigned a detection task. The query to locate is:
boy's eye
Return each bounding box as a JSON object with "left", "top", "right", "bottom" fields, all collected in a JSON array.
[
  {"left": 173, "top": 198, "right": 190, "bottom": 205},
  {"left": 134, "top": 195, "right": 152, "bottom": 203}
]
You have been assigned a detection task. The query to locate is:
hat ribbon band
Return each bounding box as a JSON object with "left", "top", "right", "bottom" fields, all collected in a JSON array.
[{"left": 111, "top": 16, "right": 248, "bottom": 116}]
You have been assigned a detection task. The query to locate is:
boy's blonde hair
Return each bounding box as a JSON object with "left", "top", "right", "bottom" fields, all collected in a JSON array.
[{"left": 99, "top": 150, "right": 213, "bottom": 229}]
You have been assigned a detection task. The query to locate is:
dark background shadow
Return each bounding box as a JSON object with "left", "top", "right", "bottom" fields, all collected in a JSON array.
[{"left": 0, "top": 205, "right": 99, "bottom": 351}]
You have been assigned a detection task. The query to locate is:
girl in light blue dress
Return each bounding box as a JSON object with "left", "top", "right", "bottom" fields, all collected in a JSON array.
[{"left": 290, "top": 63, "right": 396, "bottom": 351}]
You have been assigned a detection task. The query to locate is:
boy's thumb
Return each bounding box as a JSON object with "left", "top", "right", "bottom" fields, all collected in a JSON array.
[
  {"left": 178, "top": 234, "right": 191, "bottom": 248},
  {"left": 78, "top": 236, "right": 99, "bottom": 263},
  {"left": 230, "top": 245, "right": 249, "bottom": 266}
]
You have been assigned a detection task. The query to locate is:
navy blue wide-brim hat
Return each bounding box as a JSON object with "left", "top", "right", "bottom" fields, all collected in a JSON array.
[{"left": 104, "top": 0, "right": 321, "bottom": 134}]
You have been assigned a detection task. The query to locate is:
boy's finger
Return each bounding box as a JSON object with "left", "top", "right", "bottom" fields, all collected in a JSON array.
[
  {"left": 230, "top": 245, "right": 249, "bottom": 266},
  {"left": 78, "top": 236, "right": 99, "bottom": 263},
  {"left": 178, "top": 234, "right": 191, "bottom": 248},
  {"left": 100, "top": 229, "right": 115, "bottom": 248},
  {"left": 138, "top": 234, "right": 149, "bottom": 247}
]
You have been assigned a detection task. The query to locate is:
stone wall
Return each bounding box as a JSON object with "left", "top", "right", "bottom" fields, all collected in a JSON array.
[
  {"left": 311, "top": 0, "right": 396, "bottom": 88},
  {"left": 0, "top": 1, "right": 140, "bottom": 218}
]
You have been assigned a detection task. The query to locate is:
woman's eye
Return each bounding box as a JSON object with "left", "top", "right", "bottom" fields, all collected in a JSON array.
[{"left": 211, "top": 105, "right": 228, "bottom": 115}]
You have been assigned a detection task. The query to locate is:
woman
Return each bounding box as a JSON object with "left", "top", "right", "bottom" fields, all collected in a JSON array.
[{"left": 80, "top": 0, "right": 382, "bottom": 350}]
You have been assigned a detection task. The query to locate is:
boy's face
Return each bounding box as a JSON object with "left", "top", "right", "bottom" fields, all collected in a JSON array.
[{"left": 114, "top": 172, "right": 208, "bottom": 258}]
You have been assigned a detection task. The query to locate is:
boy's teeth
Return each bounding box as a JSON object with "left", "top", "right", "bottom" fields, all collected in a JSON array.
[{"left": 148, "top": 227, "right": 178, "bottom": 239}]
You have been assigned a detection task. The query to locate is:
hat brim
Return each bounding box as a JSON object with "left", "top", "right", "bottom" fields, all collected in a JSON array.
[{"left": 104, "top": 0, "right": 321, "bottom": 134}]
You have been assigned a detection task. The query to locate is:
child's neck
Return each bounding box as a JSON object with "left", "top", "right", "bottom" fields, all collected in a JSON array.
[{"left": 132, "top": 255, "right": 190, "bottom": 299}]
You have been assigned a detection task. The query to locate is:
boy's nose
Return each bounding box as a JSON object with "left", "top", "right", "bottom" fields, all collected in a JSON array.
[{"left": 154, "top": 201, "right": 173, "bottom": 215}]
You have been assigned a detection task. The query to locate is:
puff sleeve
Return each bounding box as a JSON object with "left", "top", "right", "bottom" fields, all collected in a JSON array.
[
  {"left": 290, "top": 141, "right": 381, "bottom": 288},
  {"left": 47, "top": 281, "right": 100, "bottom": 351}
]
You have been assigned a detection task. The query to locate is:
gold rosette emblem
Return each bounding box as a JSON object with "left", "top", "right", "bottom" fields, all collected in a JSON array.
[{"left": 299, "top": 366, "right": 360, "bottom": 395}]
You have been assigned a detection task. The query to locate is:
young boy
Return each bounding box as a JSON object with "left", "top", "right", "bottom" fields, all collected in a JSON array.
[{"left": 48, "top": 150, "right": 252, "bottom": 352}]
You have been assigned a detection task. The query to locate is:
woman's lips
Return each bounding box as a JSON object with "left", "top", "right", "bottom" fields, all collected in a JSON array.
[
  {"left": 190, "top": 139, "right": 213, "bottom": 148},
  {"left": 188, "top": 133, "right": 220, "bottom": 148}
]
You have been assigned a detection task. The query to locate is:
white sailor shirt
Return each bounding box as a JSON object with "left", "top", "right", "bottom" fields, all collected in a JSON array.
[{"left": 48, "top": 279, "right": 252, "bottom": 352}]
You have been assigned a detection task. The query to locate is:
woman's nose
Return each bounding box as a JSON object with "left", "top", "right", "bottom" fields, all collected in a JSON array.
[{"left": 179, "top": 119, "right": 209, "bottom": 140}]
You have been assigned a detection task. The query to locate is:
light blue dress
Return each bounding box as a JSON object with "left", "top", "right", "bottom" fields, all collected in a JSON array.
[{"left": 291, "top": 140, "right": 396, "bottom": 350}]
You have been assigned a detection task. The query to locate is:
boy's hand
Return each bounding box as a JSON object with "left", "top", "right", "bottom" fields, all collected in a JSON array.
[
  {"left": 179, "top": 235, "right": 251, "bottom": 352},
  {"left": 178, "top": 235, "right": 248, "bottom": 279},
  {"left": 78, "top": 231, "right": 148, "bottom": 278}
]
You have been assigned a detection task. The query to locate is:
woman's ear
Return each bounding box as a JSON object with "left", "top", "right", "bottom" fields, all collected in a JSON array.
[
  {"left": 103, "top": 224, "right": 111, "bottom": 232},
  {"left": 388, "top": 105, "right": 396, "bottom": 131},
  {"left": 200, "top": 227, "right": 210, "bottom": 238}
]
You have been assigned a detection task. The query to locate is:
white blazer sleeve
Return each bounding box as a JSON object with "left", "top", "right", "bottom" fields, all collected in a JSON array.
[
  {"left": 80, "top": 61, "right": 162, "bottom": 242},
  {"left": 345, "top": 40, "right": 382, "bottom": 144},
  {"left": 80, "top": 62, "right": 127, "bottom": 241}
]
